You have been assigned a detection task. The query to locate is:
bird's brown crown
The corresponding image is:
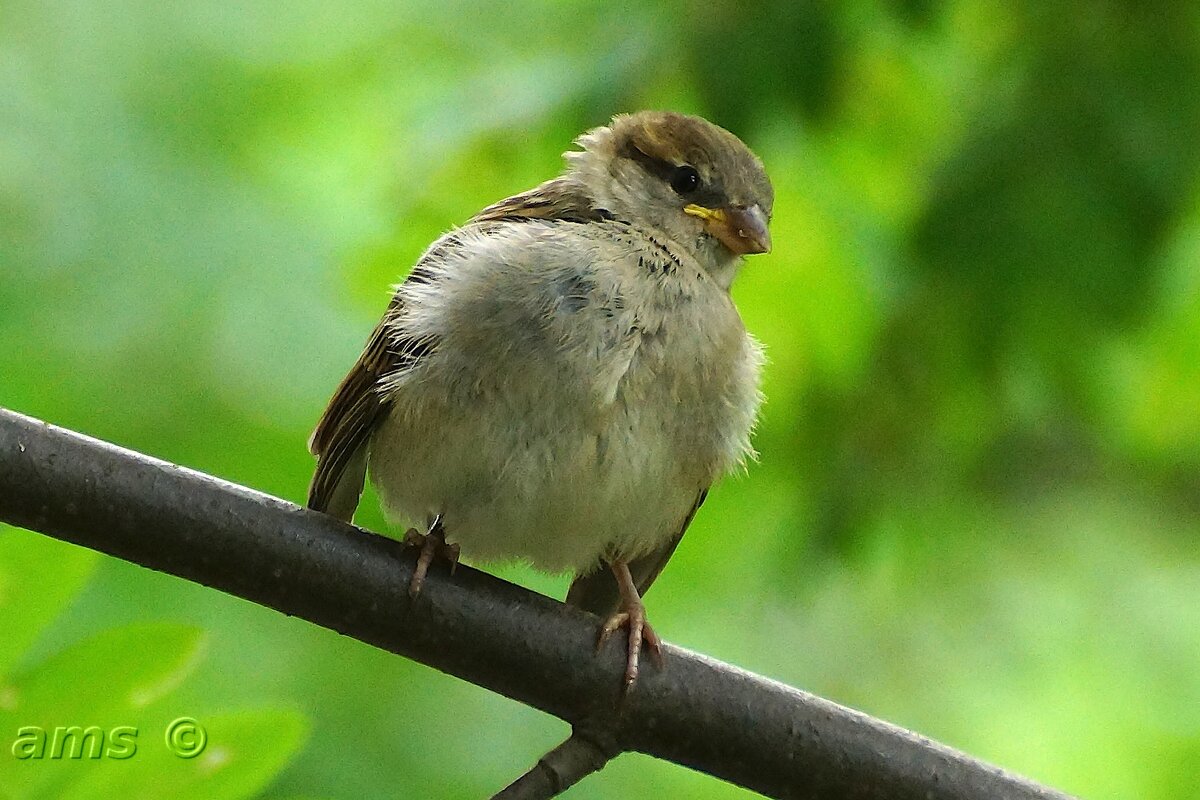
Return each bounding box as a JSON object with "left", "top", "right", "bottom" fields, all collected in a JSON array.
[{"left": 604, "top": 111, "right": 773, "bottom": 217}]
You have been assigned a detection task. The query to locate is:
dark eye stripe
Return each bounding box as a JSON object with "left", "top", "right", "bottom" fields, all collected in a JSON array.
[
  {"left": 620, "top": 143, "right": 727, "bottom": 207},
  {"left": 620, "top": 142, "right": 676, "bottom": 182}
]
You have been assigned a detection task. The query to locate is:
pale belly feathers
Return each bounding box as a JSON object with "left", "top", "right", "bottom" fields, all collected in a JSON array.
[{"left": 367, "top": 221, "right": 762, "bottom": 573}]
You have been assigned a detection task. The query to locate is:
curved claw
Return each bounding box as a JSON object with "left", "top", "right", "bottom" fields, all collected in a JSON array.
[
  {"left": 595, "top": 611, "right": 628, "bottom": 655},
  {"left": 603, "top": 614, "right": 664, "bottom": 692},
  {"left": 595, "top": 561, "right": 665, "bottom": 692},
  {"left": 404, "top": 517, "right": 458, "bottom": 598}
]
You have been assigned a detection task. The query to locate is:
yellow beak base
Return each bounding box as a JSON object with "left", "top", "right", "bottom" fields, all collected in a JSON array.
[{"left": 684, "top": 204, "right": 771, "bottom": 255}]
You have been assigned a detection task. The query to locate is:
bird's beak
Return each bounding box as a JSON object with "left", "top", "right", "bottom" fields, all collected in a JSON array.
[{"left": 684, "top": 203, "right": 771, "bottom": 255}]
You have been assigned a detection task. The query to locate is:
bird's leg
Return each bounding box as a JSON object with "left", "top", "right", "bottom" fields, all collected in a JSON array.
[
  {"left": 402, "top": 514, "right": 460, "bottom": 598},
  {"left": 595, "top": 560, "right": 664, "bottom": 691}
]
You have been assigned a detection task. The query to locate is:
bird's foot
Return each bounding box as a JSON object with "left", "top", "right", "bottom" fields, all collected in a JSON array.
[
  {"left": 402, "top": 516, "right": 459, "bottom": 598},
  {"left": 595, "top": 561, "right": 664, "bottom": 693}
]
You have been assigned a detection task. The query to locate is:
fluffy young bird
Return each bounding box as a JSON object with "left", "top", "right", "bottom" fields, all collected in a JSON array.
[{"left": 308, "top": 111, "right": 773, "bottom": 689}]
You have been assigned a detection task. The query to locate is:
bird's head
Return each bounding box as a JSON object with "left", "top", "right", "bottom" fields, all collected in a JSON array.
[{"left": 566, "top": 111, "right": 773, "bottom": 284}]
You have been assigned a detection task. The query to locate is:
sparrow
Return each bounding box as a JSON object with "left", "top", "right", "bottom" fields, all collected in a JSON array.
[{"left": 307, "top": 110, "right": 773, "bottom": 690}]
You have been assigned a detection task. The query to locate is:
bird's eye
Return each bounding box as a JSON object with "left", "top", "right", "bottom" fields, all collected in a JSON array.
[{"left": 669, "top": 165, "right": 701, "bottom": 195}]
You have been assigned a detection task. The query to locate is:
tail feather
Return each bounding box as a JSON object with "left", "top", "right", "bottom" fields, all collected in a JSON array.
[{"left": 307, "top": 443, "right": 369, "bottom": 523}]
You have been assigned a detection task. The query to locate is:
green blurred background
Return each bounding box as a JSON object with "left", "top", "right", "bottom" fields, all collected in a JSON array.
[{"left": 2, "top": 2, "right": 1198, "bottom": 798}]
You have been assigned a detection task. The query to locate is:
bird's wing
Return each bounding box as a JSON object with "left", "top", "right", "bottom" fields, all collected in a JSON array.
[
  {"left": 565, "top": 489, "right": 708, "bottom": 615},
  {"left": 306, "top": 293, "right": 416, "bottom": 521},
  {"left": 471, "top": 177, "right": 612, "bottom": 225},
  {"left": 307, "top": 178, "right": 603, "bottom": 522}
]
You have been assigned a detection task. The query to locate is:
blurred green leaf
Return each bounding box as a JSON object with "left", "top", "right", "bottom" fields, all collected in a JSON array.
[
  {"left": 0, "top": 528, "right": 96, "bottom": 679},
  {"left": 57, "top": 710, "right": 309, "bottom": 800},
  {"left": 0, "top": 623, "right": 206, "bottom": 800}
]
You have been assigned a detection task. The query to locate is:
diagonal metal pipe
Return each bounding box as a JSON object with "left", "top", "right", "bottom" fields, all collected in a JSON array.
[{"left": 0, "top": 407, "right": 1075, "bottom": 800}]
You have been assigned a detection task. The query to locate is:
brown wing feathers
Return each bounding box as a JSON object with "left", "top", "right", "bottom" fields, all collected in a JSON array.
[
  {"left": 306, "top": 298, "right": 404, "bottom": 520},
  {"left": 471, "top": 178, "right": 611, "bottom": 225},
  {"left": 307, "top": 177, "right": 605, "bottom": 521}
]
